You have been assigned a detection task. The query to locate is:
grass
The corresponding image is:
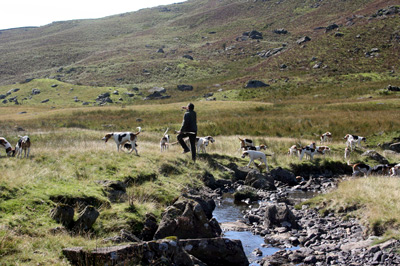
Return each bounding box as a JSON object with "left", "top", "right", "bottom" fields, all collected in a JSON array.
[
  {"left": 304, "top": 176, "right": 400, "bottom": 240},
  {"left": 0, "top": 123, "right": 399, "bottom": 264}
]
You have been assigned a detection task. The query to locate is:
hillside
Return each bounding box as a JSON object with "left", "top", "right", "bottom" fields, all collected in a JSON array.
[{"left": 0, "top": 0, "right": 399, "bottom": 103}]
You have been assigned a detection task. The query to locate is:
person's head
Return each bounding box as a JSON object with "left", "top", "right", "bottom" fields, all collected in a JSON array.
[{"left": 182, "top": 103, "right": 195, "bottom": 110}]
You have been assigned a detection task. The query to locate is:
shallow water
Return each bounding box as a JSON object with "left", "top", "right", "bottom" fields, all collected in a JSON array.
[{"left": 213, "top": 192, "right": 305, "bottom": 265}]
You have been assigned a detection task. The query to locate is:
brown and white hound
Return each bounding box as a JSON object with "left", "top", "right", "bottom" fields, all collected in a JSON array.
[{"left": 0, "top": 137, "right": 15, "bottom": 157}]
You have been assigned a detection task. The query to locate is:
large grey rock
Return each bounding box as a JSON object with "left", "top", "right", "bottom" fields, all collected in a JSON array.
[
  {"left": 63, "top": 239, "right": 196, "bottom": 266},
  {"left": 361, "top": 150, "right": 389, "bottom": 164},
  {"left": 73, "top": 206, "right": 99, "bottom": 232},
  {"left": 244, "top": 171, "right": 276, "bottom": 190},
  {"left": 263, "top": 202, "right": 299, "bottom": 229},
  {"left": 148, "top": 87, "right": 166, "bottom": 93},
  {"left": 177, "top": 84, "right": 194, "bottom": 91},
  {"left": 297, "top": 36, "right": 311, "bottom": 45},
  {"left": 181, "top": 238, "right": 249, "bottom": 266},
  {"left": 270, "top": 167, "right": 297, "bottom": 185},
  {"left": 154, "top": 196, "right": 221, "bottom": 240},
  {"left": 50, "top": 204, "right": 74, "bottom": 227},
  {"left": 245, "top": 80, "right": 269, "bottom": 88}
]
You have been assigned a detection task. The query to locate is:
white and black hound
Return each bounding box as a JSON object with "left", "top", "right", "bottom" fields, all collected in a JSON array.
[
  {"left": 243, "top": 144, "right": 267, "bottom": 151},
  {"left": 160, "top": 128, "right": 170, "bottom": 152},
  {"left": 102, "top": 127, "right": 141, "bottom": 155},
  {"left": 299, "top": 142, "right": 317, "bottom": 160},
  {"left": 344, "top": 134, "right": 366, "bottom": 151},
  {"left": 0, "top": 137, "right": 15, "bottom": 157},
  {"left": 196, "top": 136, "right": 215, "bottom": 153},
  {"left": 15, "top": 135, "right": 31, "bottom": 158},
  {"left": 238, "top": 137, "right": 254, "bottom": 151},
  {"left": 241, "top": 150, "right": 270, "bottom": 172}
]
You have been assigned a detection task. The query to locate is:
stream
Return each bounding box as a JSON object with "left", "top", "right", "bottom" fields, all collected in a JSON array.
[{"left": 213, "top": 191, "right": 317, "bottom": 265}]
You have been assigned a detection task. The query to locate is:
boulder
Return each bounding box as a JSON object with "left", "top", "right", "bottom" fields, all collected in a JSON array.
[
  {"left": 244, "top": 171, "right": 276, "bottom": 190},
  {"left": 140, "top": 213, "right": 158, "bottom": 241},
  {"left": 148, "top": 87, "right": 166, "bottom": 94},
  {"left": 41, "top": 99, "right": 50, "bottom": 103},
  {"left": 227, "top": 164, "right": 254, "bottom": 181},
  {"left": 63, "top": 239, "right": 195, "bottom": 266},
  {"left": 245, "top": 80, "right": 269, "bottom": 88},
  {"left": 50, "top": 204, "right": 74, "bottom": 227},
  {"left": 181, "top": 238, "right": 249, "bottom": 266},
  {"left": 153, "top": 196, "right": 221, "bottom": 240},
  {"left": 97, "top": 180, "right": 127, "bottom": 203},
  {"left": 183, "top": 54, "right": 194, "bottom": 60},
  {"left": 248, "top": 30, "right": 263, "bottom": 39},
  {"left": 361, "top": 150, "right": 389, "bottom": 164},
  {"left": 389, "top": 142, "right": 400, "bottom": 152},
  {"left": 271, "top": 167, "right": 297, "bottom": 185},
  {"left": 325, "top": 23, "right": 339, "bottom": 32},
  {"left": 387, "top": 85, "right": 400, "bottom": 91},
  {"left": 177, "top": 84, "right": 194, "bottom": 91},
  {"left": 297, "top": 36, "right": 311, "bottom": 45},
  {"left": 0, "top": 94, "right": 6, "bottom": 99},
  {"left": 263, "top": 202, "right": 300, "bottom": 229},
  {"left": 73, "top": 206, "right": 99, "bottom": 232},
  {"left": 32, "top": 88, "right": 41, "bottom": 95},
  {"left": 273, "top": 28, "right": 288, "bottom": 34}
]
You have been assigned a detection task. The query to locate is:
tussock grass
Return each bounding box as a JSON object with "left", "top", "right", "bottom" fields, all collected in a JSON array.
[{"left": 307, "top": 176, "right": 400, "bottom": 240}]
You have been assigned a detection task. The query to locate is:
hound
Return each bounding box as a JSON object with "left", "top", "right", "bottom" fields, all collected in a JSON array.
[
  {"left": 241, "top": 150, "right": 270, "bottom": 172},
  {"left": 196, "top": 136, "right": 215, "bottom": 153},
  {"left": 389, "top": 164, "right": 400, "bottom": 177},
  {"left": 348, "top": 161, "right": 372, "bottom": 177},
  {"left": 239, "top": 137, "right": 254, "bottom": 151},
  {"left": 160, "top": 128, "right": 170, "bottom": 152},
  {"left": 299, "top": 142, "right": 318, "bottom": 161},
  {"left": 0, "top": 137, "right": 15, "bottom": 157},
  {"left": 288, "top": 145, "right": 301, "bottom": 156},
  {"left": 316, "top": 146, "right": 331, "bottom": 155},
  {"left": 320, "top": 132, "right": 332, "bottom": 144},
  {"left": 243, "top": 144, "right": 267, "bottom": 151},
  {"left": 371, "top": 164, "right": 392, "bottom": 176},
  {"left": 344, "top": 134, "right": 366, "bottom": 150},
  {"left": 15, "top": 135, "right": 31, "bottom": 158},
  {"left": 102, "top": 127, "right": 141, "bottom": 155}
]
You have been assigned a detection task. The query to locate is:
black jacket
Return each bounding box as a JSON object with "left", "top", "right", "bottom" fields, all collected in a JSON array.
[{"left": 180, "top": 110, "right": 197, "bottom": 133}]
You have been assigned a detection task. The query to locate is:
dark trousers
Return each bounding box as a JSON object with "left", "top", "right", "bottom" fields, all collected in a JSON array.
[{"left": 177, "top": 132, "right": 197, "bottom": 161}]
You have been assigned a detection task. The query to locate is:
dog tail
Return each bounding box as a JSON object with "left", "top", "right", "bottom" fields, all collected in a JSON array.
[
  {"left": 169, "top": 141, "right": 179, "bottom": 145},
  {"left": 163, "top": 128, "right": 169, "bottom": 137},
  {"left": 136, "top": 127, "right": 142, "bottom": 134}
]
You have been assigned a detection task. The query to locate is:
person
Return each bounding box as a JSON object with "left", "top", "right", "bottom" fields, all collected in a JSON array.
[{"left": 177, "top": 103, "right": 197, "bottom": 161}]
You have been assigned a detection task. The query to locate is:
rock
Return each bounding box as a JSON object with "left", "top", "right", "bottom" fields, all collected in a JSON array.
[
  {"left": 144, "top": 91, "right": 170, "bottom": 100},
  {"left": 182, "top": 54, "right": 194, "bottom": 60},
  {"left": 270, "top": 167, "right": 297, "bottom": 186},
  {"left": 245, "top": 80, "right": 269, "bottom": 88},
  {"left": 234, "top": 185, "right": 259, "bottom": 202},
  {"left": 153, "top": 196, "right": 221, "bottom": 240},
  {"left": 263, "top": 202, "right": 299, "bottom": 229},
  {"left": 32, "top": 88, "right": 41, "bottom": 95},
  {"left": 0, "top": 94, "right": 6, "bottom": 99},
  {"left": 140, "top": 213, "right": 158, "bottom": 241},
  {"left": 51, "top": 84, "right": 58, "bottom": 88},
  {"left": 73, "top": 206, "right": 99, "bottom": 232},
  {"left": 177, "top": 84, "right": 194, "bottom": 91},
  {"left": 387, "top": 85, "right": 400, "bottom": 91},
  {"left": 325, "top": 23, "right": 339, "bottom": 32},
  {"left": 273, "top": 29, "right": 288, "bottom": 34},
  {"left": 181, "top": 238, "right": 249, "bottom": 266},
  {"left": 244, "top": 171, "right": 276, "bottom": 190},
  {"left": 228, "top": 164, "right": 254, "bottom": 181},
  {"left": 156, "top": 48, "right": 164, "bottom": 53},
  {"left": 148, "top": 87, "right": 166, "bottom": 94},
  {"left": 41, "top": 99, "right": 50, "bottom": 103},
  {"left": 63, "top": 239, "right": 195, "bottom": 266},
  {"left": 297, "top": 36, "right": 311, "bottom": 45},
  {"left": 103, "top": 229, "right": 141, "bottom": 244},
  {"left": 361, "top": 150, "right": 389, "bottom": 164},
  {"left": 249, "top": 30, "right": 263, "bottom": 39},
  {"left": 97, "top": 180, "right": 127, "bottom": 203},
  {"left": 389, "top": 143, "right": 400, "bottom": 152},
  {"left": 335, "top": 32, "right": 344, "bottom": 37},
  {"left": 50, "top": 204, "right": 74, "bottom": 227}
]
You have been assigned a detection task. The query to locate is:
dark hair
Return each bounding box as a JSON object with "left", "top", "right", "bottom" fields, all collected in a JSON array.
[{"left": 188, "top": 103, "right": 194, "bottom": 110}]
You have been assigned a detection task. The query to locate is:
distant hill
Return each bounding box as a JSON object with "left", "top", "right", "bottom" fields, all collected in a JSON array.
[{"left": 0, "top": 0, "right": 399, "bottom": 101}]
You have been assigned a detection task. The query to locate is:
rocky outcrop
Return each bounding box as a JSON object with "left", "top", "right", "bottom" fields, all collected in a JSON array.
[
  {"left": 245, "top": 80, "right": 269, "bottom": 88},
  {"left": 153, "top": 195, "right": 222, "bottom": 239},
  {"left": 63, "top": 239, "right": 196, "bottom": 266},
  {"left": 270, "top": 167, "right": 297, "bottom": 185},
  {"left": 362, "top": 150, "right": 389, "bottom": 164},
  {"left": 177, "top": 84, "right": 194, "bottom": 91},
  {"left": 73, "top": 206, "right": 100, "bottom": 232},
  {"left": 244, "top": 171, "right": 276, "bottom": 190},
  {"left": 181, "top": 238, "right": 249, "bottom": 266}
]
